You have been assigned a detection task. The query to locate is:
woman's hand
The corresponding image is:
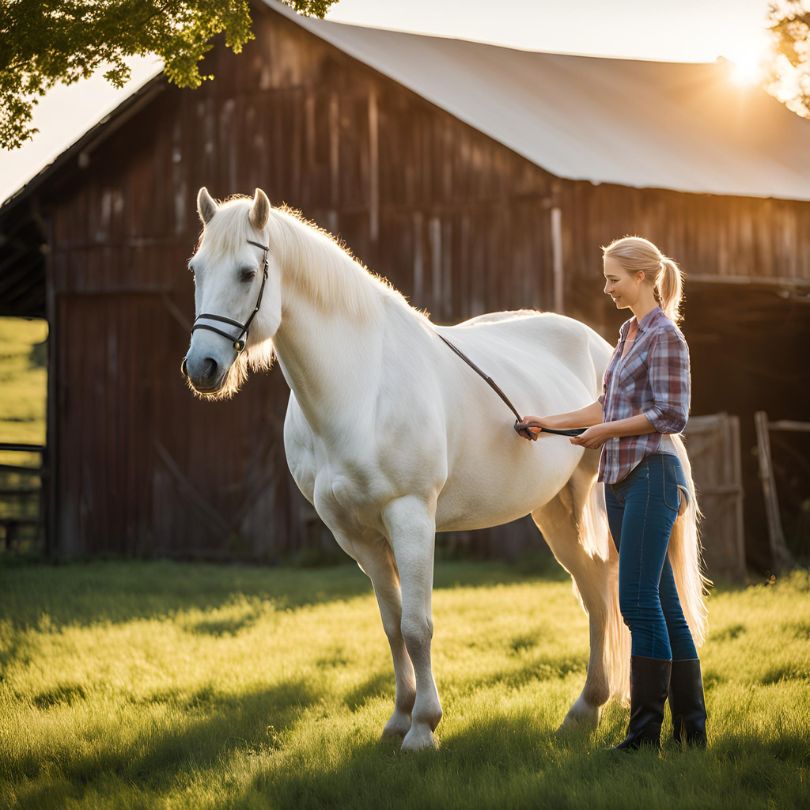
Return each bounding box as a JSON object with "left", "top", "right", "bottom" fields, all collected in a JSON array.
[
  {"left": 515, "top": 415, "right": 552, "bottom": 441},
  {"left": 568, "top": 423, "right": 614, "bottom": 449}
]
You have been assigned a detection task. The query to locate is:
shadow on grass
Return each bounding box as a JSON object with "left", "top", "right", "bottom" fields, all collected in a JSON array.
[
  {"left": 9, "top": 674, "right": 810, "bottom": 809},
  {"left": 30, "top": 682, "right": 87, "bottom": 709},
  {"left": 189, "top": 613, "right": 261, "bottom": 637},
  {"left": 7, "top": 679, "right": 318, "bottom": 807},
  {"left": 479, "top": 653, "right": 587, "bottom": 691},
  {"left": 232, "top": 711, "right": 663, "bottom": 809},
  {"left": 759, "top": 662, "right": 810, "bottom": 685},
  {"left": 237, "top": 713, "right": 570, "bottom": 809},
  {"left": 0, "top": 560, "right": 370, "bottom": 631},
  {"left": 235, "top": 713, "right": 810, "bottom": 810},
  {"left": 0, "top": 558, "right": 568, "bottom": 633},
  {"left": 343, "top": 671, "right": 391, "bottom": 712}
]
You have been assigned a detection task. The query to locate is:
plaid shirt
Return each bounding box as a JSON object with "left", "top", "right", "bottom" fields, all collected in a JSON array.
[{"left": 597, "top": 306, "right": 691, "bottom": 484}]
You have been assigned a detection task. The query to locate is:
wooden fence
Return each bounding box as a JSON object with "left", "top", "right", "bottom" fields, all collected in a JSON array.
[
  {"left": 754, "top": 413, "right": 809, "bottom": 573},
  {"left": 0, "top": 443, "right": 46, "bottom": 554},
  {"left": 682, "top": 414, "right": 746, "bottom": 581}
]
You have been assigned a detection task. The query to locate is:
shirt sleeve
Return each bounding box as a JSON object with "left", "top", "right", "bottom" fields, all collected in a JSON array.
[{"left": 642, "top": 329, "right": 690, "bottom": 434}]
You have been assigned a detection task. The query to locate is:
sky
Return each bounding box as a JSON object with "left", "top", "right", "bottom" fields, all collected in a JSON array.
[{"left": 0, "top": 0, "right": 773, "bottom": 204}]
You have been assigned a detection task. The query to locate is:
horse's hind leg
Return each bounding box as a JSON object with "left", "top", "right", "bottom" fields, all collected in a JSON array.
[
  {"left": 531, "top": 471, "right": 622, "bottom": 731},
  {"left": 342, "top": 533, "right": 417, "bottom": 739}
]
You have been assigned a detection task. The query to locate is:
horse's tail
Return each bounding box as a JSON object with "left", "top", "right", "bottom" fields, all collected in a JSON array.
[
  {"left": 580, "top": 475, "right": 631, "bottom": 704},
  {"left": 668, "top": 435, "right": 711, "bottom": 648}
]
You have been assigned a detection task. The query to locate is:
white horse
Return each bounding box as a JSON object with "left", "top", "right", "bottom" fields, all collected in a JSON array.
[{"left": 183, "top": 187, "right": 708, "bottom": 752}]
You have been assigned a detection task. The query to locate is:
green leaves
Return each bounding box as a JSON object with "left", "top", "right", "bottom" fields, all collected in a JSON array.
[{"left": 0, "top": 0, "right": 339, "bottom": 150}]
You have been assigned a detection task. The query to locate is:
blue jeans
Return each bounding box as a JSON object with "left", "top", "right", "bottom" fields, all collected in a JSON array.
[{"left": 605, "top": 452, "right": 698, "bottom": 661}]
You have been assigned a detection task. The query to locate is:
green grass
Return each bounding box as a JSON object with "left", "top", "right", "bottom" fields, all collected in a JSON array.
[{"left": 0, "top": 561, "right": 808, "bottom": 809}]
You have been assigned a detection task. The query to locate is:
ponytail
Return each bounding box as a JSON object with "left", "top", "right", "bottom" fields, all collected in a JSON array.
[{"left": 657, "top": 256, "right": 684, "bottom": 325}]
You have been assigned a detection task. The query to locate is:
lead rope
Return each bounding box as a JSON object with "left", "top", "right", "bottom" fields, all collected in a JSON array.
[{"left": 433, "top": 331, "right": 586, "bottom": 439}]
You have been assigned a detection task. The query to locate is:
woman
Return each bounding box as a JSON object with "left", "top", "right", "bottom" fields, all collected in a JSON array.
[{"left": 518, "top": 236, "right": 707, "bottom": 751}]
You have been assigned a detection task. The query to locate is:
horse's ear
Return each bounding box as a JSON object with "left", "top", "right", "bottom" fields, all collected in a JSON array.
[
  {"left": 249, "top": 188, "right": 271, "bottom": 231},
  {"left": 197, "top": 187, "right": 218, "bottom": 225}
]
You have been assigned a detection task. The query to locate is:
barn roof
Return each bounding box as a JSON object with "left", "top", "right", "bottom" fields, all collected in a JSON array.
[
  {"left": 269, "top": 0, "right": 810, "bottom": 203},
  {"left": 2, "top": 0, "right": 809, "bottom": 221}
]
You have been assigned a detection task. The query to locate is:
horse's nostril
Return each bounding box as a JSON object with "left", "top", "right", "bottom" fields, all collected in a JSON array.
[
  {"left": 202, "top": 357, "right": 219, "bottom": 381},
  {"left": 180, "top": 358, "right": 189, "bottom": 378}
]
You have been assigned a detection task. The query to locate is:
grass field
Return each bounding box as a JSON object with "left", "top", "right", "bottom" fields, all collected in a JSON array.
[{"left": 1, "top": 560, "right": 808, "bottom": 809}]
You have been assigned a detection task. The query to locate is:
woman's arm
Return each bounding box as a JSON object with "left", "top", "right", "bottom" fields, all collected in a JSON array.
[
  {"left": 520, "top": 400, "right": 604, "bottom": 437},
  {"left": 604, "top": 413, "right": 658, "bottom": 437},
  {"left": 641, "top": 329, "right": 691, "bottom": 434},
  {"left": 567, "top": 409, "right": 659, "bottom": 450},
  {"left": 569, "top": 329, "right": 690, "bottom": 449}
]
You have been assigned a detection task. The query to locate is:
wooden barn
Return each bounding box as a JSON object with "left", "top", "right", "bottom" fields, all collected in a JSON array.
[{"left": 1, "top": 0, "right": 808, "bottom": 572}]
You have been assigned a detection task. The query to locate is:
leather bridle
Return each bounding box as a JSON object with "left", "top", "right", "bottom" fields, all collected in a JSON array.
[{"left": 190, "top": 239, "right": 270, "bottom": 354}]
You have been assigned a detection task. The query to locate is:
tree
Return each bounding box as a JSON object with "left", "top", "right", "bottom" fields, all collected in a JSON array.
[
  {"left": 0, "top": 0, "right": 339, "bottom": 150},
  {"left": 767, "top": 0, "right": 810, "bottom": 118}
]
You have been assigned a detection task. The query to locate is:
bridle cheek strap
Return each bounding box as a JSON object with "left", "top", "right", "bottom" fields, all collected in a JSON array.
[{"left": 191, "top": 239, "right": 270, "bottom": 354}]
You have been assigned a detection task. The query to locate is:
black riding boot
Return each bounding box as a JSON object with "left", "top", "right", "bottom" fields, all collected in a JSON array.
[
  {"left": 668, "top": 658, "right": 707, "bottom": 748},
  {"left": 615, "top": 655, "right": 671, "bottom": 751}
]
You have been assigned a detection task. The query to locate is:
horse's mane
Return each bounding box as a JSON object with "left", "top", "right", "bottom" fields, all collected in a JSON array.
[
  {"left": 202, "top": 196, "right": 423, "bottom": 325},
  {"left": 270, "top": 205, "right": 422, "bottom": 323}
]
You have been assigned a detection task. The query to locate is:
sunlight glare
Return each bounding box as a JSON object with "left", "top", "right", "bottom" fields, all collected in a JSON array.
[
  {"left": 723, "top": 34, "right": 771, "bottom": 88},
  {"left": 730, "top": 57, "right": 764, "bottom": 86}
]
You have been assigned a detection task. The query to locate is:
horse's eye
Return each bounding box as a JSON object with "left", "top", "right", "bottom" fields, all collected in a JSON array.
[{"left": 240, "top": 268, "right": 257, "bottom": 283}]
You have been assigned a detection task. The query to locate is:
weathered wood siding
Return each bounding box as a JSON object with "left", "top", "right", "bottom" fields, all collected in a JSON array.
[
  {"left": 559, "top": 183, "right": 810, "bottom": 330},
  {"left": 40, "top": 3, "right": 810, "bottom": 563}
]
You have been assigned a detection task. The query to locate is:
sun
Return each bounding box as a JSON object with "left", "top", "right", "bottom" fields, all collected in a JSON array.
[
  {"left": 722, "top": 34, "right": 772, "bottom": 88},
  {"left": 730, "top": 56, "right": 764, "bottom": 86}
]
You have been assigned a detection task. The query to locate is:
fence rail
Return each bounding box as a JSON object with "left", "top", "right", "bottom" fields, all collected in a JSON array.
[
  {"left": 754, "top": 412, "right": 806, "bottom": 573},
  {"left": 0, "top": 443, "right": 46, "bottom": 553}
]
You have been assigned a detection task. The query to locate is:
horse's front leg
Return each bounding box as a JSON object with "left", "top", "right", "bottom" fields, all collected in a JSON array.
[
  {"left": 382, "top": 496, "right": 443, "bottom": 751},
  {"left": 345, "top": 534, "right": 416, "bottom": 739}
]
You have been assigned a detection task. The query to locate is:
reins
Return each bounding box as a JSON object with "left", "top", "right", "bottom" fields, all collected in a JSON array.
[
  {"left": 189, "top": 237, "right": 584, "bottom": 439},
  {"left": 433, "top": 331, "right": 586, "bottom": 439}
]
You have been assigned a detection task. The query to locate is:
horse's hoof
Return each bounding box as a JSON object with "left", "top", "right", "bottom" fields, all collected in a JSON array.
[
  {"left": 382, "top": 710, "right": 411, "bottom": 738},
  {"left": 557, "top": 696, "right": 601, "bottom": 733},
  {"left": 400, "top": 725, "right": 438, "bottom": 751}
]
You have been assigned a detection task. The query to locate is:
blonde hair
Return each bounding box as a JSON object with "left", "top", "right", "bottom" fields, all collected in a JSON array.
[{"left": 602, "top": 236, "right": 684, "bottom": 325}]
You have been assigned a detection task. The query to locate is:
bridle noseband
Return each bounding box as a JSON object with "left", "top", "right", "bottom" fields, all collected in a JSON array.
[{"left": 191, "top": 239, "right": 270, "bottom": 354}]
